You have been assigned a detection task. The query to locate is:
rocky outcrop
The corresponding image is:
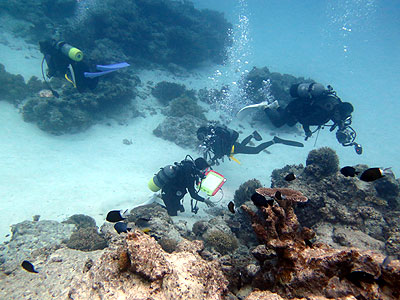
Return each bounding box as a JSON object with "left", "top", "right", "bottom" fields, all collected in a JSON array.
[
  {"left": 153, "top": 115, "right": 205, "bottom": 149},
  {"left": 271, "top": 147, "right": 400, "bottom": 257},
  {"left": 0, "top": 219, "right": 76, "bottom": 275},
  {"left": 68, "top": 230, "right": 229, "bottom": 300}
]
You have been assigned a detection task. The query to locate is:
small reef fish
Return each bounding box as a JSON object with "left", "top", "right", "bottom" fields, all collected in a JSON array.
[
  {"left": 106, "top": 209, "right": 128, "bottom": 223},
  {"left": 141, "top": 228, "right": 151, "bottom": 234},
  {"left": 21, "top": 260, "right": 38, "bottom": 273},
  {"left": 360, "top": 167, "right": 392, "bottom": 182},
  {"left": 114, "top": 222, "right": 131, "bottom": 234},
  {"left": 228, "top": 201, "right": 235, "bottom": 213},
  {"left": 340, "top": 166, "right": 359, "bottom": 177},
  {"left": 274, "top": 191, "right": 285, "bottom": 201},
  {"left": 251, "top": 192, "right": 273, "bottom": 207},
  {"left": 284, "top": 173, "right": 296, "bottom": 181}
]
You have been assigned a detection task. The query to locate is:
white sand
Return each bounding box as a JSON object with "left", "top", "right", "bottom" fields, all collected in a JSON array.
[{"left": 0, "top": 27, "right": 399, "bottom": 242}]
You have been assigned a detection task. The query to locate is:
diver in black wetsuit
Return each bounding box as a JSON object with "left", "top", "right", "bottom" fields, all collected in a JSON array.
[
  {"left": 39, "top": 39, "right": 98, "bottom": 94},
  {"left": 263, "top": 82, "right": 362, "bottom": 154},
  {"left": 153, "top": 156, "right": 214, "bottom": 216},
  {"left": 197, "top": 123, "right": 304, "bottom": 165},
  {"left": 39, "top": 39, "right": 129, "bottom": 96}
]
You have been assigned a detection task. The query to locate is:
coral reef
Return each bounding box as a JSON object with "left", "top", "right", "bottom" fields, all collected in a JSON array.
[
  {"left": 271, "top": 147, "right": 400, "bottom": 258},
  {"left": 62, "top": 214, "right": 97, "bottom": 229},
  {"left": 0, "top": 0, "right": 76, "bottom": 38},
  {"left": 204, "top": 229, "right": 239, "bottom": 255},
  {"left": 152, "top": 81, "right": 187, "bottom": 105},
  {"left": 67, "top": 230, "right": 229, "bottom": 299},
  {"left": 305, "top": 146, "right": 340, "bottom": 177},
  {"left": 22, "top": 75, "right": 138, "bottom": 135},
  {"left": 127, "top": 203, "right": 186, "bottom": 242},
  {"left": 198, "top": 86, "right": 228, "bottom": 104},
  {"left": 153, "top": 115, "right": 205, "bottom": 149},
  {"left": 158, "top": 237, "right": 179, "bottom": 254},
  {"left": 63, "top": 0, "right": 232, "bottom": 70},
  {"left": 241, "top": 195, "right": 400, "bottom": 299},
  {"left": 192, "top": 220, "right": 210, "bottom": 237},
  {"left": 0, "top": 64, "right": 44, "bottom": 105},
  {"left": 233, "top": 179, "right": 263, "bottom": 207},
  {"left": 66, "top": 227, "right": 108, "bottom": 251},
  {"left": 166, "top": 96, "right": 207, "bottom": 120},
  {"left": 0, "top": 220, "right": 75, "bottom": 275},
  {"left": 22, "top": 97, "right": 93, "bottom": 135}
]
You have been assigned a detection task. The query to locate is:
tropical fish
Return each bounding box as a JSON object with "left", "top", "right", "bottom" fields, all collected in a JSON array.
[
  {"left": 251, "top": 192, "right": 273, "bottom": 207},
  {"left": 360, "top": 167, "right": 392, "bottom": 182},
  {"left": 106, "top": 209, "right": 127, "bottom": 223},
  {"left": 114, "top": 222, "right": 131, "bottom": 234},
  {"left": 141, "top": 228, "right": 151, "bottom": 234},
  {"left": 340, "top": 166, "right": 359, "bottom": 177},
  {"left": 21, "top": 260, "right": 38, "bottom": 273},
  {"left": 228, "top": 201, "right": 235, "bottom": 213},
  {"left": 284, "top": 173, "right": 296, "bottom": 181},
  {"left": 274, "top": 191, "right": 285, "bottom": 200}
]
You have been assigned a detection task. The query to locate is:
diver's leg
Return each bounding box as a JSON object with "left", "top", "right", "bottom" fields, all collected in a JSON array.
[
  {"left": 234, "top": 141, "right": 274, "bottom": 154},
  {"left": 272, "top": 136, "right": 304, "bottom": 147},
  {"left": 240, "top": 131, "right": 263, "bottom": 148},
  {"left": 161, "top": 189, "right": 183, "bottom": 216},
  {"left": 240, "top": 134, "right": 253, "bottom": 146},
  {"left": 265, "top": 108, "right": 287, "bottom": 128}
]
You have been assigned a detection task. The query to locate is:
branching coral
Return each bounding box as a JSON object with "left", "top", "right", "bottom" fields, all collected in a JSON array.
[{"left": 241, "top": 188, "right": 400, "bottom": 299}]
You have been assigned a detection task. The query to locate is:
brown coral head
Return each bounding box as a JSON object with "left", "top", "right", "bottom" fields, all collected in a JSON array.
[{"left": 256, "top": 187, "right": 308, "bottom": 203}]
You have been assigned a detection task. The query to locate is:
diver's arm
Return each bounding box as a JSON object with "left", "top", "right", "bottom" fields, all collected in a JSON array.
[
  {"left": 303, "top": 124, "right": 312, "bottom": 139},
  {"left": 188, "top": 184, "right": 205, "bottom": 202}
]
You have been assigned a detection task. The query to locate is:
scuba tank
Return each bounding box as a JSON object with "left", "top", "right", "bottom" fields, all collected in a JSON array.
[
  {"left": 148, "top": 165, "right": 178, "bottom": 192},
  {"left": 290, "top": 82, "right": 326, "bottom": 99},
  {"left": 56, "top": 41, "right": 83, "bottom": 62}
]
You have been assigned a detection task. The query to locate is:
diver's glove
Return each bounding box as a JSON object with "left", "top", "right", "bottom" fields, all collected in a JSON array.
[{"left": 204, "top": 197, "right": 216, "bottom": 207}]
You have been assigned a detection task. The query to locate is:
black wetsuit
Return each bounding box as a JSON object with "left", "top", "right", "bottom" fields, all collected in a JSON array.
[
  {"left": 161, "top": 161, "right": 204, "bottom": 216},
  {"left": 39, "top": 40, "right": 98, "bottom": 92},
  {"left": 204, "top": 125, "right": 275, "bottom": 164},
  {"left": 265, "top": 94, "right": 343, "bottom": 137}
]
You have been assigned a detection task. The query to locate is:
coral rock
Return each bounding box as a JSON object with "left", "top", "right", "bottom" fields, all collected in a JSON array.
[{"left": 68, "top": 230, "right": 228, "bottom": 300}]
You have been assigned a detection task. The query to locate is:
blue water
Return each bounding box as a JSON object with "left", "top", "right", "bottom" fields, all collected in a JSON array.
[{"left": 194, "top": 0, "right": 400, "bottom": 174}]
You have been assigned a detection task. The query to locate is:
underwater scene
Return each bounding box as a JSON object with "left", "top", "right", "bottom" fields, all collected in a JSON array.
[{"left": 0, "top": 0, "right": 400, "bottom": 299}]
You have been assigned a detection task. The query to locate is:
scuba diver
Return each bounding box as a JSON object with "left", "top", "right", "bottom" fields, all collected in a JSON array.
[
  {"left": 148, "top": 156, "right": 214, "bottom": 216},
  {"left": 39, "top": 39, "right": 129, "bottom": 97},
  {"left": 239, "top": 82, "right": 362, "bottom": 155},
  {"left": 197, "top": 123, "right": 304, "bottom": 166}
]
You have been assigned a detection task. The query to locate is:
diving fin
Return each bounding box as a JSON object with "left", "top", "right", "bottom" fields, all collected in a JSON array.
[
  {"left": 96, "top": 62, "right": 130, "bottom": 71},
  {"left": 84, "top": 62, "right": 130, "bottom": 78},
  {"left": 237, "top": 101, "right": 279, "bottom": 120},
  {"left": 273, "top": 136, "right": 304, "bottom": 147}
]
